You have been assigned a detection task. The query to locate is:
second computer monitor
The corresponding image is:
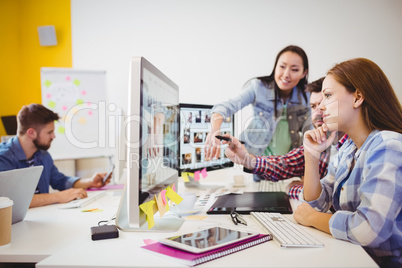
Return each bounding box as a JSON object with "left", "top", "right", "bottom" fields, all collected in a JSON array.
[{"left": 179, "top": 103, "right": 234, "bottom": 175}]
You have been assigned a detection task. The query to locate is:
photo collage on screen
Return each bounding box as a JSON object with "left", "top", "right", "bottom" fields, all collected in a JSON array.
[{"left": 180, "top": 106, "right": 233, "bottom": 171}]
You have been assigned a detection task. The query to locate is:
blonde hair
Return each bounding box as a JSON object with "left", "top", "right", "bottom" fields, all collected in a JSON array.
[{"left": 327, "top": 58, "right": 402, "bottom": 133}]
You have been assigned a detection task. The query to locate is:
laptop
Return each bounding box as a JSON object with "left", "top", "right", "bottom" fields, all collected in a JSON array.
[
  {"left": 207, "top": 192, "right": 293, "bottom": 215},
  {"left": 1, "top": 115, "right": 17, "bottom": 135},
  {"left": 0, "top": 166, "right": 44, "bottom": 224}
]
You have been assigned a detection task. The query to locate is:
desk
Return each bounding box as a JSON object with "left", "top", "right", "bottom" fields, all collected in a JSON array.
[{"left": 0, "top": 168, "right": 378, "bottom": 267}]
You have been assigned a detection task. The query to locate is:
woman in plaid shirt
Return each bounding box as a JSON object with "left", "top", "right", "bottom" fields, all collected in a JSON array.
[{"left": 295, "top": 58, "right": 402, "bottom": 267}]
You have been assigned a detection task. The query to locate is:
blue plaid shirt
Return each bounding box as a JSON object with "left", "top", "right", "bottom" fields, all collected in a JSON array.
[{"left": 302, "top": 130, "right": 402, "bottom": 264}]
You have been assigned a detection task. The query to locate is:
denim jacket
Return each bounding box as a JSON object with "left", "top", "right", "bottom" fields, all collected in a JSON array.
[{"left": 212, "top": 78, "right": 310, "bottom": 156}]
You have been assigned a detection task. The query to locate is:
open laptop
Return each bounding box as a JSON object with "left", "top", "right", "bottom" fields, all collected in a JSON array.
[
  {"left": 0, "top": 166, "right": 43, "bottom": 224},
  {"left": 207, "top": 192, "right": 293, "bottom": 214}
]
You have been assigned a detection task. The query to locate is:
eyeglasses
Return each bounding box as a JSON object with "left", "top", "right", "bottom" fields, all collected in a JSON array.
[{"left": 230, "top": 208, "right": 247, "bottom": 226}]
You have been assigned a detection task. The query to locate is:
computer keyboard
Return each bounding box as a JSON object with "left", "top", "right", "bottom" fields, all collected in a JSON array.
[
  {"left": 258, "top": 180, "right": 286, "bottom": 192},
  {"left": 250, "top": 212, "right": 324, "bottom": 248},
  {"left": 59, "top": 191, "right": 106, "bottom": 209}
]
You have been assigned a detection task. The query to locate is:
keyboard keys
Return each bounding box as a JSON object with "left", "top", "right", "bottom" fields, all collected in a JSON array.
[{"left": 258, "top": 180, "right": 286, "bottom": 192}]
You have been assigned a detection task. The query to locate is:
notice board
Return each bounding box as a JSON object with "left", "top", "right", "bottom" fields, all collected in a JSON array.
[{"left": 41, "top": 68, "right": 114, "bottom": 160}]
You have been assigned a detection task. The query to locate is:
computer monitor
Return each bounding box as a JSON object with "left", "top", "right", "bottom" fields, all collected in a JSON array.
[
  {"left": 116, "top": 57, "right": 183, "bottom": 232},
  {"left": 179, "top": 103, "right": 234, "bottom": 176}
]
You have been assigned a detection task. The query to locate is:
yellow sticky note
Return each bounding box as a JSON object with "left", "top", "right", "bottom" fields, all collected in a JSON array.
[
  {"left": 76, "top": 99, "right": 84, "bottom": 105},
  {"left": 181, "top": 172, "right": 190, "bottom": 182},
  {"left": 165, "top": 186, "right": 183, "bottom": 205},
  {"left": 73, "top": 79, "right": 81, "bottom": 86},
  {"left": 58, "top": 127, "right": 65, "bottom": 134},
  {"left": 140, "top": 200, "right": 156, "bottom": 229},
  {"left": 44, "top": 80, "right": 52, "bottom": 87}
]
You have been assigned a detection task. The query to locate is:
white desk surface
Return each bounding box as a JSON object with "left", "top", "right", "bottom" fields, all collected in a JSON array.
[{"left": 0, "top": 168, "right": 378, "bottom": 267}]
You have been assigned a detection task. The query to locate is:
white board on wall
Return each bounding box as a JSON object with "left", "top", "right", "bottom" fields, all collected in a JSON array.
[{"left": 41, "top": 68, "right": 114, "bottom": 160}]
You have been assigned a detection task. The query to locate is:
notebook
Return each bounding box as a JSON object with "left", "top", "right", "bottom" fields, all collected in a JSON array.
[
  {"left": 142, "top": 233, "right": 272, "bottom": 266},
  {"left": 0, "top": 166, "right": 44, "bottom": 224},
  {"left": 207, "top": 192, "right": 293, "bottom": 214}
]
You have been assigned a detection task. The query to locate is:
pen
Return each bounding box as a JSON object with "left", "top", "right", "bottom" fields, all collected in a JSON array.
[{"left": 215, "top": 135, "right": 245, "bottom": 145}]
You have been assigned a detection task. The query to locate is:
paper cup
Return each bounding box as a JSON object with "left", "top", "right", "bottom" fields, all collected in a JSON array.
[{"left": 0, "top": 197, "right": 13, "bottom": 246}]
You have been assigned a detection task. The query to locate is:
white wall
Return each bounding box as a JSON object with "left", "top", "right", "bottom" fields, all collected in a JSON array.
[{"left": 71, "top": 0, "right": 402, "bottom": 127}]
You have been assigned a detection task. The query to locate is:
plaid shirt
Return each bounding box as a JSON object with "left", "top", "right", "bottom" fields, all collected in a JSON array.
[
  {"left": 302, "top": 130, "right": 402, "bottom": 264},
  {"left": 253, "top": 134, "right": 349, "bottom": 199}
]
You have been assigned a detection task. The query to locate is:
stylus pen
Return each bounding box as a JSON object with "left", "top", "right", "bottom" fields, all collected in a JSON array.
[{"left": 215, "top": 135, "right": 245, "bottom": 145}]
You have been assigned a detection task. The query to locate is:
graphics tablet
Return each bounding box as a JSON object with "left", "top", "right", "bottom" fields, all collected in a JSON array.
[
  {"left": 159, "top": 227, "right": 259, "bottom": 254},
  {"left": 207, "top": 192, "right": 292, "bottom": 214}
]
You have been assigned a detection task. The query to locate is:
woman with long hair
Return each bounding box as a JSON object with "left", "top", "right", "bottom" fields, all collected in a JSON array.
[{"left": 294, "top": 58, "right": 402, "bottom": 267}]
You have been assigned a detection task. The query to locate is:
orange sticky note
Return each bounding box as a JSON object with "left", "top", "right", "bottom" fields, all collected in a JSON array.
[{"left": 155, "top": 194, "right": 168, "bottom": 218}]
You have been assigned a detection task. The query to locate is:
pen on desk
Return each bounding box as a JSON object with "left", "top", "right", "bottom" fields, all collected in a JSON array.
[{"left": 215, "top": 135, "right": 245, "bottom": 145}]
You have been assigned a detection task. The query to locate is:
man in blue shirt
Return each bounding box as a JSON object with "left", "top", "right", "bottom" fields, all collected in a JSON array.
[{"left": 0, "top": 104, "right": 111, "bottom": 207}]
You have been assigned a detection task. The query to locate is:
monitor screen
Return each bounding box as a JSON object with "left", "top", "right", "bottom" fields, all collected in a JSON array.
[
  {"left": 179, "top": 103, "right": 234, "bottom": 175},
  {"left": 116, "top": 57, "right": 183, "bottom": 231}
]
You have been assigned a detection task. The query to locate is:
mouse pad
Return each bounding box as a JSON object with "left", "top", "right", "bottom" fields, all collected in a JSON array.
[{"left": 207, "top": 192, "right": 292, "bottom": 214}]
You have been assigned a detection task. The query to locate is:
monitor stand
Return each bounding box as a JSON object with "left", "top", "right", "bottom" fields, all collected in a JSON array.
[{"left": 115, "top": 186, "right": 184, "bottom": 232}]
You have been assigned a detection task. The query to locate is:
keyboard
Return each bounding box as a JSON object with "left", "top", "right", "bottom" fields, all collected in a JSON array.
[
  {"left": 258, "top": 180, "right": 286, "bottom": 192},
  {"left": 59, "top": 191, "right": 106, "bottom": 209},
  {"left": 251, "top": 212, "right": 324, "bottom": 248}
]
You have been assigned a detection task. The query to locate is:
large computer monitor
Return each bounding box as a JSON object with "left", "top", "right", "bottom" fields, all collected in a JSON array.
[
  {"left": 116, "top": 57, "right": 183, "bottom": 232},
  {"left": 179, "top": 103, "right": 234, "bottom": 176}
]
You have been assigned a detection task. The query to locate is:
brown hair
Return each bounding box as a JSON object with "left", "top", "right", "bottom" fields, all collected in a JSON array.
[
  {"left": 17, "top": 104, "right": 60, "bottom": 135},
  {"left": 327, "top": 58, "right": 402, "bottom": 133},
  {"left": 306, "top": 77, "right": 324, "bottom": 93}
]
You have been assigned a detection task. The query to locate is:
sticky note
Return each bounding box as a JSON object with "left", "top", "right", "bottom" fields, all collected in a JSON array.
[
  {"left": 78, "top": 117, "right": 87, "bottom": 125},
  {"left": 44, "top": 80, "right": 52, "bottom": 87},
  {"left": 81, "top": 90, "right": 87, "bottom": 95},
  {"left": 48, "top": 101, "right": 56, "bottom": 108},
  {"left": 194, "top": 171, "right": 200, "bottom": 181},
  {"left": 201, "top": 168, "right": 208, "bottom": 178},
  {"left": 165, "top": 186, "right": 183, "bottom": 205},
  {"left": 73, "top": 79, "right": 81, "bottom": 86},
  {"left": 185, "top": 215, "right": 207, "bottom": 220},
  {"left": 140, "top": 200, "right": 156, "bottom": 229},
  {"left": 143, "top": 239, "right": 157, "bottom": 245},
  {"left": 46, "top": 93, "right": 52, "bottom": 99},
  {"left": 155, "top": 194, "right": 168, "bottom": 218},
  {"left": 58, "top": 127, "right": 65, "bottom": 134},
  {"left": 160, "top": 189, "right": 167, "bottom": 205},
  {"left": 76, "top": 99, "right": 84, "bottom": 105},
  {"left": 181, "top": 172, "right": 190, "bottom": 182},
  {"left": 65, "top": 76, "right": 71, "bottom": 81}
]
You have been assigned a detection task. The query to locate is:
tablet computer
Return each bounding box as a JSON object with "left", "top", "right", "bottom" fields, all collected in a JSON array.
[{"left": 159, "top": 226, "right": 259, "bottom": 254}]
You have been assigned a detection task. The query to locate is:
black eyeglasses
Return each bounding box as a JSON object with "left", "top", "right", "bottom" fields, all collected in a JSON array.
[{"left": 230, "top": 208, "right": 247, "bottom": 226}]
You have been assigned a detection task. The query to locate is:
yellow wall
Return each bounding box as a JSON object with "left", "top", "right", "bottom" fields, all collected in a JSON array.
[{"left": 0, "top": 0, "right": 71, "bottom": 136}]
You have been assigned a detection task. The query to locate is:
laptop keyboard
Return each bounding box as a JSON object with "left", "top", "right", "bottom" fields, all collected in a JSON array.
[{"left": 251, "top": 212, "right": 324, "bottom": 248}]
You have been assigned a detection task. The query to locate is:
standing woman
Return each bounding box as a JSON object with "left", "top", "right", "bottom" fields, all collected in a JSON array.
[
  {"left": 294, "top": 58, "right": 402, "bottom": 267},
  {"left": 205, "top": 45, "right": 310, "bottom": 164}
]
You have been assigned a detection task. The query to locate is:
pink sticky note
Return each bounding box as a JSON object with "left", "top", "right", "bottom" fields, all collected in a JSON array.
[
  {"left": 194, "top": 171, "right": 200, "bottom": 181},
  {"left": 62, "top": 106, "right": 68, "bottom": 111},
  {"left": 160, "top": 190, "right": 167, "bottom": 205},
  {"left": 143, "top": 239, "right": 158, "bottom": 245},
  {"left": 172, "top": 183, "right": 176, "bottom": 192},
  {"left": 81, "top": 90, "right": 87, "bottom": 95},
  {"left": 66, "top": 76, "right": 71, "bottom": 81},
  {"left": 201, "top": 168, "right": 208, "bottom": 178},
  {"left": 88, "top": 110, "right": 93, "bottom": 116},
  {"left": 46, "top": 93, "right": 52, "bottom": 99}
]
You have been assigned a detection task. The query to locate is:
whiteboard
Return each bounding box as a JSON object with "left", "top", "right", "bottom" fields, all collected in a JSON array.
[{"left": 41, "top": 68, "right": 114, "bottom": 160}]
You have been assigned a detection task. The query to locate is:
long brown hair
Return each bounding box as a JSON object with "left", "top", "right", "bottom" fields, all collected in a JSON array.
[{"left": 327, "top": 58, "right": 402, "bottom": 133}]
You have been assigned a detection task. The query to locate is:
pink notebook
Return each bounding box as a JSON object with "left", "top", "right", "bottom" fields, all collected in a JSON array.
[{"left": 142, "top": 234, "right": 272, "bottom": 266}]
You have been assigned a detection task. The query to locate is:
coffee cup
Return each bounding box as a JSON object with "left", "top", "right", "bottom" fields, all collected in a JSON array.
[
  {"left": 0, "top": 197, "right": 13, "bottom": 246},
  {"left": 233, "top": 175, "right": 245, "bottom": 187},
  {"left": 177, "top": 192, "right": 196, "bottom": 212}
]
